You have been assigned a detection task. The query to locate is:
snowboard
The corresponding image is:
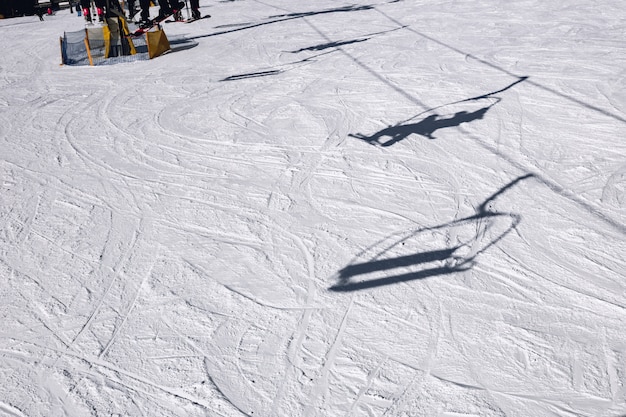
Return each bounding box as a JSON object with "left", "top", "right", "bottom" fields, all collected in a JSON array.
[
  {"left": 185, "top": 14, "right": 210, "bottom": 23},
  {"left": 164, "top": 13, "right": 210, "bottom": 23}
]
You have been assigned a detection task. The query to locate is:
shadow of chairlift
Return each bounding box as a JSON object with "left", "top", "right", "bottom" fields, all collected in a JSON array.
[{"left": 329, "top": 174, "right": 534, "bottom": 292}]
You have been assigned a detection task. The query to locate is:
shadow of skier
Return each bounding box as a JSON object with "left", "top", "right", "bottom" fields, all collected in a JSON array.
[
  {"left": 349, "top": 77, "right": 529, "bottom": 147},
  {"left": 350, "top": 103, "right": 494, "bottom": 147}
]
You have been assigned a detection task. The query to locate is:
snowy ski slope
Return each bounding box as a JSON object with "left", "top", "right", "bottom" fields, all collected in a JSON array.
[{"left": 1, "top": 0, "right": 625, "bottom": 416}]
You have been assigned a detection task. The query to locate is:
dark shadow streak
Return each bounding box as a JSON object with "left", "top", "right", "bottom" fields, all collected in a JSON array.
[
  {"left": 219, "top": 49, "right": 337, "bottom": 82},
  {"left": 291, "top": 38, "right": 368, "bottom": 53},
  {"left": 170, "top": 42, "right": 199, "bottom": 53},
  {"left": 339, "top": 246, "right": 461, "bottom": 278},
  {"left": 464, "top": 76, "right": 528, "bottom": 102},
  {"left": 289, "top": 26, "right": 405, "bottom": 55},
  {"left": 268, "top": 5, "right": 374, "bottom": 19},
  {"left": 329, "top": 265, "right": 465, "bottom": 292},
  {"left": 162, "top": 36, "right": 200, "bottom": 54},
  {"left": 214, "top": 22, "right": 254, "bottom": 29},
  {"left": 189, "top": 4, "right": 374, "bottom": 40},
  {"left": 135, "top": 37, "right": 198, "bottom": 55},
  {"left": 221, "top": 70, "right": 282, "bottom": 81}
]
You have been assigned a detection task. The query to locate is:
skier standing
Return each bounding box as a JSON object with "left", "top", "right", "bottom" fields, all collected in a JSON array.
[
  {"left": 80, "top": 0, "right": 92, "bottom": 22},
  {"left": 190, "top": 0, "right": 201, "bottom": 19},
  {"left": 138, "top": 0, "right": 184, "bottom": 26},
  {"left": 138, "top": 0, "right": 149, "bottom": 24},
  {"left": 156, "top": 0, "right": 185, "bottom": 20},
  {"left": 127, "top": 0, "right": 136, "bottom": 19}
]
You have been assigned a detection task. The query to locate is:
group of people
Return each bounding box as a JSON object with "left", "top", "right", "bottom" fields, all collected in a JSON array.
[{"left": 79, "top": 0, "right": 200, "bottom": 25}]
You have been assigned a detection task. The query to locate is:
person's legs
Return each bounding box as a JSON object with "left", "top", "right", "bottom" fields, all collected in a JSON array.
[
  {"left": 80, "top": 0, "right": 92, "bottom": 21},
  {"left": 127, "top": 0, "right": 136, "bottom": 18},
  {"left": 189, "top": 0, "right": 200, "bottom": 19},
  {"left": 139, "top": 0, "right": 150, "bottom": 21},
  {"left": 156, "top": 0, "right": 183, "bottom": 19},
  {"left": 167, "top": 0, "right": 184, "bottom": 13},
  {"left": 94, "top": 0, "right": 105, "bottom": 21}
]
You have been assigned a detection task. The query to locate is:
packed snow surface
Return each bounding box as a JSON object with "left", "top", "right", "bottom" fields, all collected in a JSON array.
[{"left": 1, "top": 0, "right": 626, "bottom": 416}]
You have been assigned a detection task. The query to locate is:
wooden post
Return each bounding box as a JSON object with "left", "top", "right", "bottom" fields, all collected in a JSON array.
[
  {"left": 84, "top": 28, "right": 94, "bottom": 66},
  {"left": 59, "top": 36, "right": 64, "bottom": 65}
]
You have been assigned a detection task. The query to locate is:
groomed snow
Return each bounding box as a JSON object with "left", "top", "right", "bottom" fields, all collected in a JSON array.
[{"left": 1, "top": 0, "right": 625, "bottom": 416}]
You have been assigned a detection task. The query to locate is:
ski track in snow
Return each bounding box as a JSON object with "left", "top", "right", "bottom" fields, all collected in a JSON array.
[{"left": 1, "top": 0, "right": 626, "bottom": 416}]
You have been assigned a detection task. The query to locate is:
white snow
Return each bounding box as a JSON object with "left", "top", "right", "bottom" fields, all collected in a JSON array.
[{"left": 1, "top": 0, "right": 626, "bottom": 416}]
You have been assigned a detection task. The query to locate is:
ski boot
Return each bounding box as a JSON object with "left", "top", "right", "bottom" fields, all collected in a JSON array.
[{"left": 138, "top": 18, "right": 152, "bottom": 29}]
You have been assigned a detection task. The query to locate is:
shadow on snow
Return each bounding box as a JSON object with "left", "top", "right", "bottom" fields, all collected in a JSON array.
[
  {"left": 350, "top": 77, "right": 528, "bottom": 146},
  {"left": 221, "top": 69, "right": 283, "bottom": 81},
  {"left": 191, "top": 4, "right": 374, "bottom": 40},
  {"left": 329, "top": 174, "right": 535, "bottom": 292},
  {"left": 290, "top": 38, "right": 368, "bottom": 53},
  {"left": 219, "top": 26, "right": 404, "bottom": 82},
  {"left": 351, "top": 104, "right": 494, "bottom": 146}
]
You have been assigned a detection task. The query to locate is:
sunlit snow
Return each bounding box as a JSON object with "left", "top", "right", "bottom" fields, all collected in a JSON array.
[{"left": 1, "top": 1, "right": 625, "bottom": 416}]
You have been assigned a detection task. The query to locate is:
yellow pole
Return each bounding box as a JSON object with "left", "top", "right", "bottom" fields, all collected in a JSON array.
[{"left": 84, "top": 28, "right": 94, "bottom": 66}]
